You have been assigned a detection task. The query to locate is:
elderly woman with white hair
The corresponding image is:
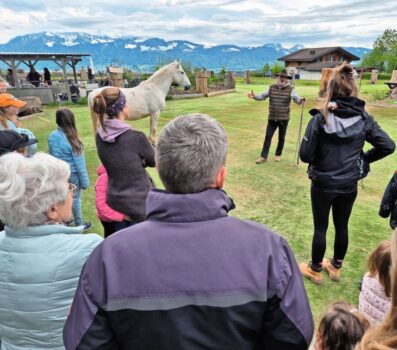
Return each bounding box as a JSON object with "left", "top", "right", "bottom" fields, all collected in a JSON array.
[{"left": 0, "top": 152, "right": 102, "bottom": 350}]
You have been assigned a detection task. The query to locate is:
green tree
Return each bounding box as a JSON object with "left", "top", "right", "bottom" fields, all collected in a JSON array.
[
  {"left": 271, "top": 62, "right": 284, "bottom": 74},
  {"left": 362, "top": 28, "right": 397, "bottom": 72},
  {"left": 262, "top": 63, "right": 270, "bottom": 76}
]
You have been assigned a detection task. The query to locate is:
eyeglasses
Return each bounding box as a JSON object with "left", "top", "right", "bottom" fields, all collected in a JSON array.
[{"left": 68, "top": 183, "right": 77, "bottom": 196}]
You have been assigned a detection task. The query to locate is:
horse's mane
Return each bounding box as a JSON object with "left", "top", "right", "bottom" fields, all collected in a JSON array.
[{"left": 146, "top": 62, "right": 176, "bottom": 84}]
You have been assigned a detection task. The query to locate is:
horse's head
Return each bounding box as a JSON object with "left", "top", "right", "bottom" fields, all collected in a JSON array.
[{"left": 172, "top": 61, "right": 191, "bottom": 91}]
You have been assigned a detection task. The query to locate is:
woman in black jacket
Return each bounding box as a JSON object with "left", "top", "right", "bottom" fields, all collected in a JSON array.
[
  {"left": 93, "top": 87, "right": 155, "bottom": 235},
  {"left": 299, "top": 63, "right": 395, "bottom": 285}
]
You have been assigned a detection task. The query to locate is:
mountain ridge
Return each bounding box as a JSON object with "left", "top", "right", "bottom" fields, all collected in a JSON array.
[{"left": 0, "top": 32, "right": 371, "bottom": 72}]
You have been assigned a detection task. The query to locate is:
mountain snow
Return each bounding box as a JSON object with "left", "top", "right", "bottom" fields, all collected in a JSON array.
[
  {"left": 0, "top": 32, "right": 371, "bottom": 71},
  {"left": 125, "top": 44, "right": 137, "bottom": 49}
]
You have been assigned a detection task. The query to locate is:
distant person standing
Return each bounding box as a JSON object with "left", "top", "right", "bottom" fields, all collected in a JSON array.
[
  {"left": 43, "top": 67, "right": 52, "bottom": 86},
  {"left": 248, "top": 69, "right": 305, "bottom": 164},
  {"left": 27, "top": 67, "right": 41, "bottom": 87},
  {"left": 87, "top": 67, "right": 94, "bottom": 83},
  {"left": 5, "top": 68, "right": 15, "bottom": 86}
]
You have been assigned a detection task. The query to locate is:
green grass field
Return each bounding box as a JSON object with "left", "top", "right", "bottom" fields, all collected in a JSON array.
[{"left": 22, "top": 78, "right": 397, "bottom": 321}]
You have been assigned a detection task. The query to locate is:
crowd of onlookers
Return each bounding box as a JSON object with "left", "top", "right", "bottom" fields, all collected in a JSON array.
[
  {"left": 4, "top": 66, "right": 95, "bottom": 88},
  {"left": 0, "top": 64, "right": 397, "bottom": 349}
]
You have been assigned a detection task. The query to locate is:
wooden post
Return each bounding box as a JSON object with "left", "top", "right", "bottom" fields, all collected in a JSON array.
[
  {"left": 61, "top": 59, "right": 72, "bottom": 102},
  {"left": 244, "top": 70, "right": 250, "bottom": 84},
  {"left": 195, "top": 71, "right": 211, "bottom": 95},
  {"left": 11, "top": 59, "right": 21, "bottom": 94},
  {"left": 391, "top": 70, "right": 397, "bottom": 83},
  {"left": 226, "top": 71, "right": 236, "bottom": 89},
  {"left": 370, "top": 69, "right": 378, "bottom": 84},
  {"left": 72, "top": 63, "right": 78, "bottom": 83},
  {"left": 319, "top": 68, "right": 334, "bottom": 97}
]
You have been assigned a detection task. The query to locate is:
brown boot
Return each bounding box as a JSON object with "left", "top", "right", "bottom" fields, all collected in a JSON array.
[
  {"left": 299, "top": 262, "right": 324, "bottom": 285},
  {"left": 274, "top": 156, "right": 281, "bottom": 162},
  {"left": 323, "top": 259, "right": 341, "bottom": 282},
  {"left": 255, "top": 157, "right": 267, "bottom": 164}
]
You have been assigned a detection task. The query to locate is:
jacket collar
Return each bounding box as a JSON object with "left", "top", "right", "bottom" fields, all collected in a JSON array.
[
  {"left": 146, "top": 189, "right": 235, "bottom": 222},
  {"left": 5, "top": 223, "right": 84, "bottom": 237}
]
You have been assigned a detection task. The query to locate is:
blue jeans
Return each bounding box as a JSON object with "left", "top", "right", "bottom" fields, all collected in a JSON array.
[{"left": 69, "top": 173, "right": 83, "bottom": 226}]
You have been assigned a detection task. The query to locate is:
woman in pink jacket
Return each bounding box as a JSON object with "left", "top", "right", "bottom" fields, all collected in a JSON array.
[{"left": 95, "top": 164, "right": 125, "bottom": 237}]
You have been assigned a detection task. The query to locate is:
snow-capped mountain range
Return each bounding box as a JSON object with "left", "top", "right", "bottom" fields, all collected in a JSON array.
[{"left": 0, "top": 32, "right": 371, "bottom": 72}]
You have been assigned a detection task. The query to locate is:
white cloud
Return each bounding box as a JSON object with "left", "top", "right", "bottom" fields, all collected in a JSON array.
[{"left": 0, "top": 1, "right": 395, "bottom": 47}]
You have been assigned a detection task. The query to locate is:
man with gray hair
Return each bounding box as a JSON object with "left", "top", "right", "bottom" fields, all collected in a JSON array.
[{"left": 64, "top": 114, "right": 314, "bottom": 350}]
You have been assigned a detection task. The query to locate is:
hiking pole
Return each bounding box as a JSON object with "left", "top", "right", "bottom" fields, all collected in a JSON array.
[{"left": 294, "top": 100, "right": 305, "bottom": 166}]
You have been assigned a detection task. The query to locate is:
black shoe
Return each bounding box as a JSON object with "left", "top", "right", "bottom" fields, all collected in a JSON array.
[
  {"left": 83, "top": 221, "right": 93, "bottom": 231},
  {"left": 64, "top": 218, "right": 74, "bottom": 227}
]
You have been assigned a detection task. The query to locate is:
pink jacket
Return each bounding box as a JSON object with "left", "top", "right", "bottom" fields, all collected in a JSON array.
[
  {"left": 95, "top": 164, "right": 125, "bottom": 222},
  {"left": 359, "top": 272, "right": 391, "bottom": 325}
]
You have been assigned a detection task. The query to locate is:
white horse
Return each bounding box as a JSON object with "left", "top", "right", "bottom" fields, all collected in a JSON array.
[{"left": 88, "top": 60, "right": 191, "bottom": 143}]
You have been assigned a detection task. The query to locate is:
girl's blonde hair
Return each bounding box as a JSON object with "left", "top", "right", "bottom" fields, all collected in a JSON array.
[
  {"left": 320, "top": 62, "right": 359, "bottom": 118},
  {"left": 368, "top": 240, "right": 392, "bottom": 298},
  {"left": 357, "top": 229, "right": 397, "bottom": 349},
  {"left": 0, "top": 108, "right": 23, "bottom": 129}
]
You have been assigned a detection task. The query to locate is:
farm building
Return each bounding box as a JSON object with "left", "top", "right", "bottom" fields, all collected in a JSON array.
[{"left": 278, "top": 47, "right": 360, "bottom": 80}]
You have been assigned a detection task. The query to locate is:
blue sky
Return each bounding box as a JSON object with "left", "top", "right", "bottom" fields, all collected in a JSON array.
[{"left": 0, "top": 0, "right": 396, "bottom": 47}]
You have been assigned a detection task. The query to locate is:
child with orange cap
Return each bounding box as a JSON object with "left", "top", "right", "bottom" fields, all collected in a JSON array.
[{"left": 0, "top": 93, "right": 37, "bottom": 156}]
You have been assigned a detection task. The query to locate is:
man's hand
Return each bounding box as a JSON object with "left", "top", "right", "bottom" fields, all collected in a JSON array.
[{"left": 247, "top": 90, "right": 255, "bottom": 99}]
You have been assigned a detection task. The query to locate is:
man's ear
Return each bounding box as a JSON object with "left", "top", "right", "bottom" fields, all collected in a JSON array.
[
  {"left": 214, "top": 166, "right": 227, "bottom": 189},
  {"left": 46, "top": 205, "right": 58, "bottom": 221}
]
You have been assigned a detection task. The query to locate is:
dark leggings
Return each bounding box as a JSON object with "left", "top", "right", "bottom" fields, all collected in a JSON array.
[
  {"left": 102, "top": 219, "right": 139, "bottom": 238},
  {"left": 311, "top": 186, "right": 357, "bottom": 267}
]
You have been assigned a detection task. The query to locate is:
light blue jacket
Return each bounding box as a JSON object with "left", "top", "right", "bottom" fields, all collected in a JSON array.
[
  {"left": 48, "top": 129, "right": 89, "bottom": 189},
  {"left": 0, "top": 224, "right": 102, "bottom": 350}
]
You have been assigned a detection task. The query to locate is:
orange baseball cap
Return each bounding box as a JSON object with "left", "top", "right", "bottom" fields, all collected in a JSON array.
[{"left": 0, "top": 93, "right": 26, "bottom": 108}]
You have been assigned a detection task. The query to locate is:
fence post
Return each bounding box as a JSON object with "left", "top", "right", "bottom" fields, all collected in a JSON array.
[
  {"left": 244, "top": 70, "right": 250, "bottom": 84},
  {"left": 370, "top": 69, "right": 378, "bottom": 84},
  {"left": 195, "top": 71, "right": 211, "bottom": 96},
  {"left": 226, "top": 71, "right": 236, "bottom": 89}
]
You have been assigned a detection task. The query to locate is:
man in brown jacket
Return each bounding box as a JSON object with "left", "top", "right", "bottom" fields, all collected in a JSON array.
[{"left": 248, "top": 69, "right": 305, "bottom": 164}]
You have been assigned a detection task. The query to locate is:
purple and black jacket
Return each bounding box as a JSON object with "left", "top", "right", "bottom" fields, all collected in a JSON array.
[{"left": 64, "top": 189, "right": 314, "bottom": 349}]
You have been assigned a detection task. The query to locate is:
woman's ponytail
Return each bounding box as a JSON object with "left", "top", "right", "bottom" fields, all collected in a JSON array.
[
  {"left": 93, "top": 93, "right": 107, "bottom": 130},
  {"left": 91, "top": 87, "right": 121, "bottom": 132}
]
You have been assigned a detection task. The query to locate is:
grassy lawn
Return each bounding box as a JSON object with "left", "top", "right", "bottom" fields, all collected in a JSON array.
[{"left": 22, "top": 78, "right": 397, "bottom": 321}]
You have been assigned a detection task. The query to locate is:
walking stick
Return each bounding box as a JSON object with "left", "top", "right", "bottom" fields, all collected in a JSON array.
[{"left": 294, "top": 100, "right": 305, "bottom": 166}]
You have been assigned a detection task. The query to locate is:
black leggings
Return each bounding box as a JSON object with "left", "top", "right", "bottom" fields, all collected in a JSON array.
[{"left": 311, "top": 187, "right": 357, "bottom": 267}]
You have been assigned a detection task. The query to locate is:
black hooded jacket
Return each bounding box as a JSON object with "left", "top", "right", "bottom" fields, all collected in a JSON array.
[
  {"left": 379, "top": 172, "right": 397, "bottom": 229},
  {"left": 300, "top": 96, "right": 395, "bottom": 190}
]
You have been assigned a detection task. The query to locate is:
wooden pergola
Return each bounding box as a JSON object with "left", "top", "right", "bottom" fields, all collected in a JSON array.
[{"left": 0, "top": 52, "right": 90, "bottom": 101}]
